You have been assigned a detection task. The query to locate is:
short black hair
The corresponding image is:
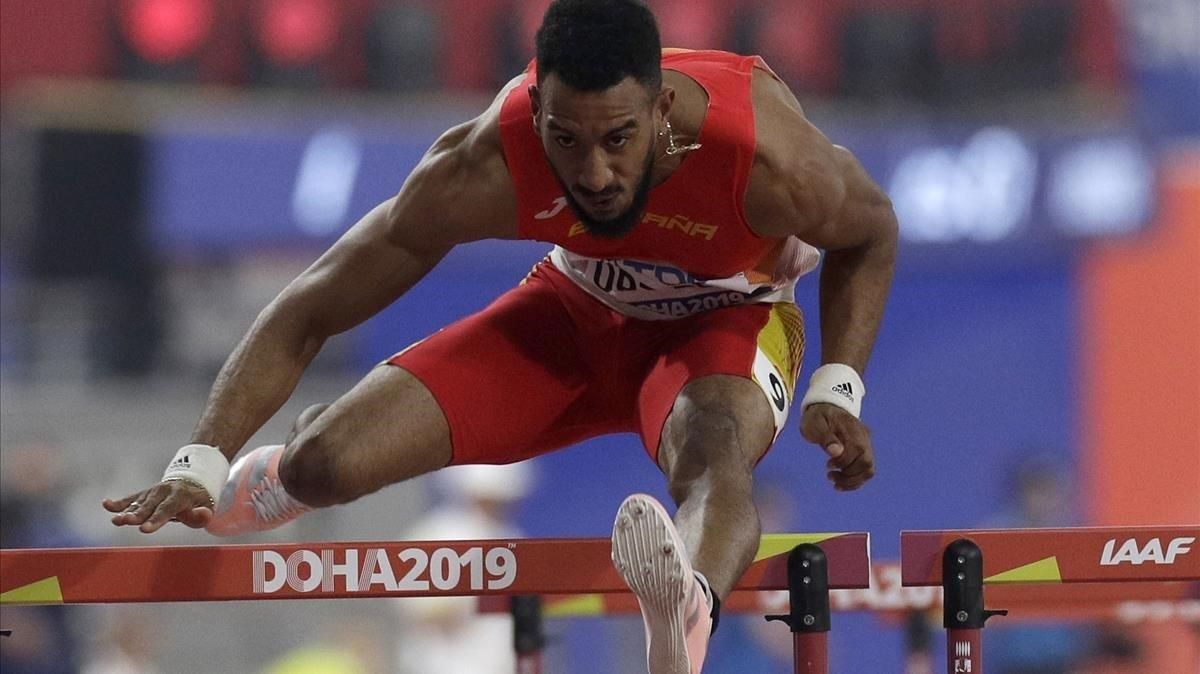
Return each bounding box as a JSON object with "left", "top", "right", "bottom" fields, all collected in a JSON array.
[{"left": 535, "top": 0, "right": 662, "bottom": 92}]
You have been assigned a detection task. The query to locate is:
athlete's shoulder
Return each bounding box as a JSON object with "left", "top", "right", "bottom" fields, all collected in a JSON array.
[
  {"left": 743, "top": 69, "right": 853, "bottom": 239},
  {"left": 435, "top": 74, "right": 524, "bottom": 168},
  {"left": 395, "top": 78, "right": 523, "bottom": 244},
  {"left": 749, "top": 64, "right": 846, "bottom": 178}
]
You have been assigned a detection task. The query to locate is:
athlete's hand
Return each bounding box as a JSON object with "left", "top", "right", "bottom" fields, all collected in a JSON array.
[
  {"left": 104, "top": 481, "right": 214, "bottom": 533},
  {"left": 800, "top": 403, "right": 875, "bottom": 491}
]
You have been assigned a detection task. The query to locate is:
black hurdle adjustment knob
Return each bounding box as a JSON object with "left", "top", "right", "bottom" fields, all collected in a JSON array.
[
  {"left": 764, "top": 543, "right": 830, "bottom": 633},
  {"left": 942, "top": 538, "right": 1007, "bottom": 629}
]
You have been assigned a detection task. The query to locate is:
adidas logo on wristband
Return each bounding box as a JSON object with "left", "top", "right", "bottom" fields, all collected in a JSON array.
[
  {"left": 163, "top": 444, "right": 231, "bottom": 510},
  {"left": 801, "top": 364, "right": 865, "bottom": 419}
]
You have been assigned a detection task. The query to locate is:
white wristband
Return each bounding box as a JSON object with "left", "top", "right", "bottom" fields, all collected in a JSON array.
[
  {"left": 162, "top": 444, "right": 230, "bottom": 509},
  {"left": 800, "top": 364, "right": 866, "bottom": 419}
]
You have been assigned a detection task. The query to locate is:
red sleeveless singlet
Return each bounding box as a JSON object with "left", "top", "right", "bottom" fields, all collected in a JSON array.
[{"left": 499, "top": 49, "right": 785, "bottom": 278}]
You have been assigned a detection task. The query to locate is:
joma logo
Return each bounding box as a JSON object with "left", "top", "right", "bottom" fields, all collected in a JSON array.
[{"left": 1099, "top": 537, "right": 1194, "bottom": 566}]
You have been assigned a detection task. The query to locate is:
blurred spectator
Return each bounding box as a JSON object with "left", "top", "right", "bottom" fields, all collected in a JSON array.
[
  {"left": 0, "top": 441, "right": 88, "bottom": 549},
  {"left": 650, "top": 0, "right": 734, "bottom": 50},
  {"left": 244, "top": 0, "right": 349, "bottom": 89},
  {"left": 745, "top": 0, "right": 843, "bottom": 95},
  {"left": 80, "top": 608, "right": 161, "bottom": 674},
  {"left": 0, "top": 442, "right": 90, "bottom": 674},
  {"left": 1078, "top": 626, "right": 1145, "bottom": 673},
  {"left": 0, "top": 0, "right": 1127, "bottom": 102},
  {"left": 365, "top": 1, "right": 441, "bottom": 92},
  {"left": 391, "top": 463, "right": 535, "bottom": 674},
  {"left": 431, "top": 0, "right": 510, "bottom": 89},
  {"left": 110, "top": 0, "right": 218, "bottom": 83},
  {"left": 839, "top": 3, "right": 940, "bottom": 102},
  {"left": 257, "top": 617, "right": 385, "bottom": 674},
  {"left": 903, "top": 610, "right": 936, "bottom": 674},
  {"left": 27, "top": 129, "right": 165, "bottom": 379}
]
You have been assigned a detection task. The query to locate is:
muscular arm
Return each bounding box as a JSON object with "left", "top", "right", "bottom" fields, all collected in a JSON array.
[
  {"left": 744, "top": 70, "right": 896, "bottom": 491},
  {"left": 744, "top": 70, "right": 898, "bottom": 373},
  {"left": 191, "top": 117, "right": 517, "bottom": 460}
]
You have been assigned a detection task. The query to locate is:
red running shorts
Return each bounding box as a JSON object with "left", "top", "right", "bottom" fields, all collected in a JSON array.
[{"left": 388, "top": 261, "right": 804, "bottom": 466}]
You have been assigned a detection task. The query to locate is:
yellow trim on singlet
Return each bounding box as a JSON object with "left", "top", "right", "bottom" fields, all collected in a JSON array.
[{"left": 755, "top": 303, "right": 805, "bottom": 393}]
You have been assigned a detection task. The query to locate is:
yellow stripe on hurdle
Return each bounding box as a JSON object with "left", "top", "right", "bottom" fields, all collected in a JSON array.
[
  {"left": 985, "top": 556, "right": 1063, "bottom": 584},
  {"left": 0, "top": 577, "right": 64, "bottom": 605},
  {"left": 754, "top": 533, "right": 845, "bottom": 562}
]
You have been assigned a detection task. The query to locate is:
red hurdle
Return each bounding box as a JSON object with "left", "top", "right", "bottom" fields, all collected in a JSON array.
[
  {"left": 1, "top": 532, "right": 871, "bottom": 674},
  {"left": 901, "top": 525, "right": 1200, "bottom": 674}
]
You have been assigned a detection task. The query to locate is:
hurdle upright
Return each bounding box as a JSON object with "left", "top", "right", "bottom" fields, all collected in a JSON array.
[{"left": 901, "top": 525, "right": 1200, "bottom": 674}]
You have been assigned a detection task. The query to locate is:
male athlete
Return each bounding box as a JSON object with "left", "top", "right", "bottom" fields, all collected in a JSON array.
[{"left": 105, "top": 1, "right": 897, "bottom": 672}]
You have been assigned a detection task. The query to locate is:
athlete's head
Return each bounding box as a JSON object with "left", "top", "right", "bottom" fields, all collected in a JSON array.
[{"left": 531, "top": 0, "right": 671, "bottom": 239}]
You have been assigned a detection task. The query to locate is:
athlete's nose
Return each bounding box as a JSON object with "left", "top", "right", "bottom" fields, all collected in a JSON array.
[{"left": 577, "top": 147, "right": 614, "bottom": 194}]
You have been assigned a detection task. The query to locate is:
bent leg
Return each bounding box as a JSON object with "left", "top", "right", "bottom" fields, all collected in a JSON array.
[
  {"left": 612, "top": 375, "right": 779, "bottom": 673},
  {"left": 285, "top": 403, "right": 330, "bottom": 446},
  {"left": 282, "top": 263, "right": 597, "bottom": 507},
  {"left": 656, "top": 374, "right": 776, "bottom": 599},
  {"left": 280, "top": 364, "right": 452, "bottom": 507},
  {"left": 207, "top": 367, "right": 450, "bottom": 535}
]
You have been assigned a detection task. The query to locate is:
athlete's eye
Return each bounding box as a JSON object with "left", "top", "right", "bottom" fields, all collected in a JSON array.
[{"left": 555, "top": 136, "right": 577, "bottom": 149}]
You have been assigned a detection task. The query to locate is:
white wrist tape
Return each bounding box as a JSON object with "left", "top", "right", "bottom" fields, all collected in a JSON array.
[
  {"left": 800, "top": 364, "right": 866, "bottom": 419},
  {"left": 162, "top": 444, "right": 230, "bottom": 509}
]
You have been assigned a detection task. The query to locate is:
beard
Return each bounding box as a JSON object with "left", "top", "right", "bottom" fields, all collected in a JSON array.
[{"left": 559, "top": 145, "right": 656, "bottom": 240}]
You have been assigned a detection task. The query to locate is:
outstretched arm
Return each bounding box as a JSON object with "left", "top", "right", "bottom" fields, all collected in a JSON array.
[
  {"left": 189, "top": 198, "right": 448, "bottom": 457},
  {"left": 746, "top": 69, "right": 899, "bottom": 491},
  {"left": 105, "top": 114, "right": 517, "bottom": 529},
  {"left": 194, "top": 123, "right": 513, "bottom": 459}
]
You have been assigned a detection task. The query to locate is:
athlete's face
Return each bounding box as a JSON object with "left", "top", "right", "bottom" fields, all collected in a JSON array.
[{"left": 531, "top": 74, "right": 670, "bottom": 238}]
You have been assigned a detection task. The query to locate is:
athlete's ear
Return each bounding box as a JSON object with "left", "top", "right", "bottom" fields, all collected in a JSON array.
[
  {"left": 654, "top": 86, "right": 675, "bottom": 130},
  {"left": 528, "top": 85, "right": 543, "bottom": 132}
]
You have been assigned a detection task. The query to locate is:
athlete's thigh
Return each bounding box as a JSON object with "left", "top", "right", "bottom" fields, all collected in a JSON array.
[
  {"left": 291, "top": 364, "right": 453, "bottom": 495},
  {"left": 390, "top": 266, "right": 592, "bottom": 465},
  {"left": 659, "top": 374, "right": 777, "bottom": 472},
  {"left": 639, "top": 302, "right": 806, "bottom": 467}
]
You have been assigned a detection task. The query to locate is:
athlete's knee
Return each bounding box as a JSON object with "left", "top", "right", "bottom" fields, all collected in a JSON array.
[
  {"left": 286, "top": 403, "right": 330, "bottom": 446},
  {"left": 279, "top": 431, "right": 346, "bottom": 508},
  {"left": 660, "top": 403, "right": 753, "bottom": 500}
]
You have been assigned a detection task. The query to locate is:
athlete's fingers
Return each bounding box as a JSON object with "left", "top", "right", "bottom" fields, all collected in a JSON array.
[
  {"left": 827, "top": 444, "right": 875, "bottom": 490},
  {"left": 110, "top": 489, "right": 164, "bottom": 526},
  {"left": 140, "top": 492, "right": 189, "bottom": 533},
  {"left": 830, "top": 463, "right": 875, "bottom": 490},
  {"left": 832, "top": 419, "right": 873, "bottom": 470},
  {"left": 103, "top": 493, "right": 142, "bottom": 513},
  {"left": 802, "top": 404, "right": 876, "bottom": 489},
  {"left": 834, "top": 449, "right": 872, "bottom": 477}
]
